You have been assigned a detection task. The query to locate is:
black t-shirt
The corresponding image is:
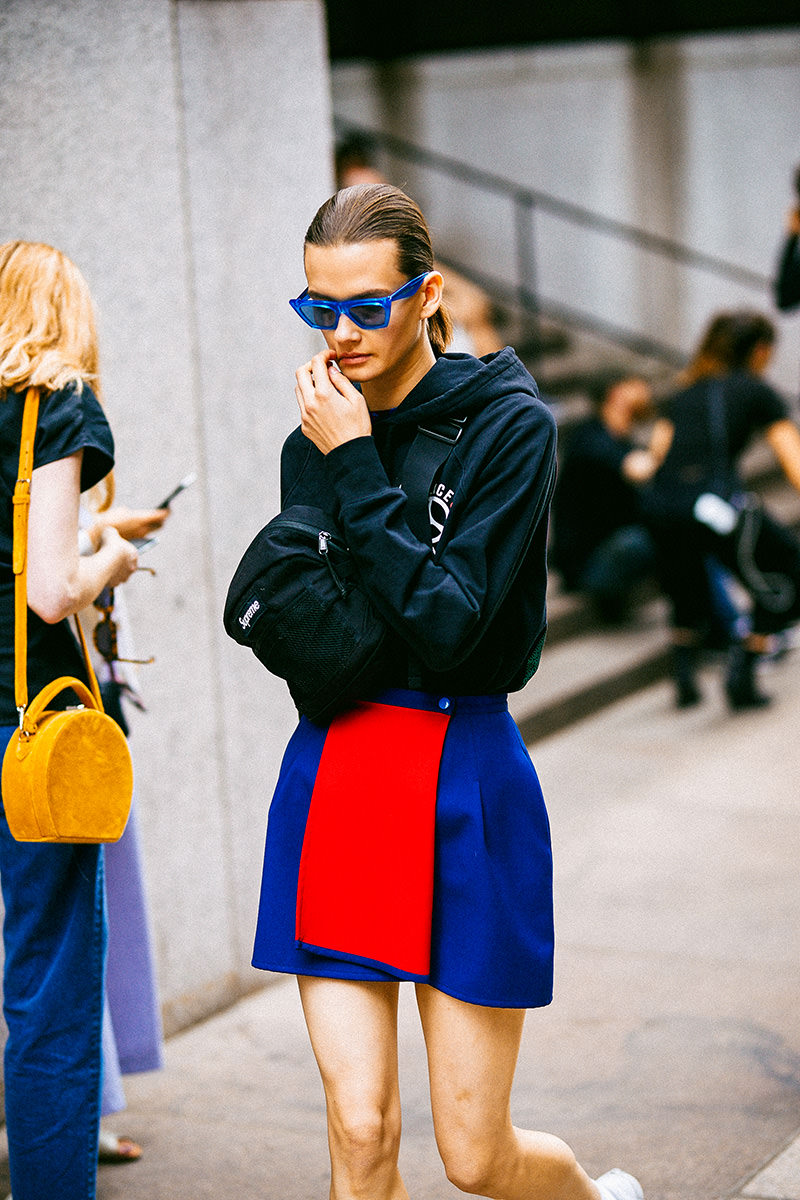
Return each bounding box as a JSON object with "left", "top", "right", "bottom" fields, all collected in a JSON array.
[
  {"left": 776, "top": 232, "right": 800, "bottom": 312},
  {"left": 551, "top": 416, "right": 641, "bottom": 586},
  {"left": 0, "top": 382, "right": 114, "bottom": 725},
  {"left": 655, "top": 371, "right": 787, "bottom": 501}
]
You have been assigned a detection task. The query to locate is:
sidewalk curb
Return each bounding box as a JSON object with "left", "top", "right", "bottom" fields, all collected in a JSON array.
[{"left": 730, "top": 1129, "right": 800, "bottom": 1200}]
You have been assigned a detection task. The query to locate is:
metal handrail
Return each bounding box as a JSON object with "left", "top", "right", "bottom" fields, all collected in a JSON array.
[{"left": 334, "top": 118, "right": 773, "bottom": 364}]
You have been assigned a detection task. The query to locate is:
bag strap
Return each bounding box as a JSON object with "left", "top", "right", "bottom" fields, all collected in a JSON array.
[
  {"left": 706, "top": 378, "right": 733, "bottom": 497},
  {"left": 12, "top": 387, "right": 103, "bottom": 728},
  {"left": 401, "top": 415, "right": 467, "bottom": 543}
]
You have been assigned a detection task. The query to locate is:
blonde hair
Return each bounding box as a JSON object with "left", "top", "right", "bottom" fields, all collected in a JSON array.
[
  {"left": 0, "top": 241, "right": 100, "bottom": 398},
  {"left": 305, "top": 184, "right": 454, "bottom": 354},
  {"left": 0, "top": 241, "right": 113, "bottom": 508}
]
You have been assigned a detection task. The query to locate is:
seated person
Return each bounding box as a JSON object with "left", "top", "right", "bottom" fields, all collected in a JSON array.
[{"left": 550, "top": 372, "right": 657, "bottom": 622}]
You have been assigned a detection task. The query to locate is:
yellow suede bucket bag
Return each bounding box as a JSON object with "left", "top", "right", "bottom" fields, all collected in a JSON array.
[{"left": 1, "top": 388, "right": 133, "bottom": 843}]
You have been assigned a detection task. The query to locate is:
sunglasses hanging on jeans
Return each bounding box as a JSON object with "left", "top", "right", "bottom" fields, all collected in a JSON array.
[{"left": 93, "top": 582, "right": 155, "bottom": 671}]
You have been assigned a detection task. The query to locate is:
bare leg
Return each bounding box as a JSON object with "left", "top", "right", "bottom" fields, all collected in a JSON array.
[
  {"left": 416, "top": 984, "right": 601, "bottom": 1200},
  {"left": 298, "top": 976, "right": 409, "bottom": 1200}
]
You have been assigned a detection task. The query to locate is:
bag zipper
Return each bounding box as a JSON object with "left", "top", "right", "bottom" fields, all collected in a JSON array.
[
  {"left": 274, "top": 517, "right": 347, "bottom": 596},
  {"left": 317, "top": 530, "right": 347, "bottom": 596}
]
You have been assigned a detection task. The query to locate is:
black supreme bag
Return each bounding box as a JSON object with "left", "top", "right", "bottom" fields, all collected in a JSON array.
[
  {"left": 223, "top": 418, "right": 466, "bottom": 723},
  {"left": 223, "top": 505, "right": 391, "bottom": 724}
]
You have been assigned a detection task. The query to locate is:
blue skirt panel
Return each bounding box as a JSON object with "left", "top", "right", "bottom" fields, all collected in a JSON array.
[{"left": 252, "top": 690, "right": 554, "bottom": 1009}]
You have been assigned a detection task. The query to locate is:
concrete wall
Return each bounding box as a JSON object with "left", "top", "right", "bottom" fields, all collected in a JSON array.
[
  {"left": 0, "top": 0, "right": 334, "bottom": 1034},
  {"left": 332, "top": 30, "right": 800, "bottom": 396}
]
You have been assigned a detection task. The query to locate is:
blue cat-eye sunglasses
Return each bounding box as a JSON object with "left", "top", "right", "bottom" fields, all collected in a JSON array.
[{"left": 289, "top": 272, "right": 430, "bottom": 330}]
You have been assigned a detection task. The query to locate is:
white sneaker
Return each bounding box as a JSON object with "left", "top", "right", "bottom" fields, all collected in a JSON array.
[{"left": 594, "top": 1168, "right": 644, "bottom": 1200}]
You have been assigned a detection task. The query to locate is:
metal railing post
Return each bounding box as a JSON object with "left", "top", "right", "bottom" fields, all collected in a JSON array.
[{"left": 513, "top": 192, "right": 539, "bottom": 342}]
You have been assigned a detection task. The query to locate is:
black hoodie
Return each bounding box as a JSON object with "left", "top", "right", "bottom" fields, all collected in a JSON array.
[{"left": 280, "top": 347, "right": 557, "bottom": 696}]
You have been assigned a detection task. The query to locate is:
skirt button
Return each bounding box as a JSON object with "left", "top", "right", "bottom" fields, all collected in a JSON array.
[{"left": 438, "top": 697, "right": 451, "bottom": 712}]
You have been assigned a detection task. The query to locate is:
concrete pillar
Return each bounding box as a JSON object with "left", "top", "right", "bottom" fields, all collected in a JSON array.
[{"left": 0, "top": 0, "right": 333, "bottom": 1034}]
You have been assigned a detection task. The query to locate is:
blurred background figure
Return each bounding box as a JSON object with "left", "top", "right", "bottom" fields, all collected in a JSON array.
[
  {"left": 644, "top": 310, "right": 800, "bottom": 709},
  {"left": 550, "top": 371, "right": 658, "bottom": 623},
  {"left": 774, "top": 163, "right": 800, "bottom": 313},
  {"left": 334, "top": 131, "right": 385, "bottom": 189},
  {"left": 441, "top": 268, "right": 505, "bottom": 357}
]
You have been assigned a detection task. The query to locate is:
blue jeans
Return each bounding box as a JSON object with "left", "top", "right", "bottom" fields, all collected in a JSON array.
[
  {"left": 579, "top": 524, "right": 657, "bottom": 618},
  {"left": 0, "top": 724, "right": 106, "bottom": 1200}
]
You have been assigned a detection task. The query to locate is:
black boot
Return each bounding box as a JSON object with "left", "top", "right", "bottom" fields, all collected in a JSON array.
[
  {"left": 725, "top": 644, "right": 771, "bottom": 710},
  {"left": 673, "top": 644, "right": 702, "bottom": 708}
]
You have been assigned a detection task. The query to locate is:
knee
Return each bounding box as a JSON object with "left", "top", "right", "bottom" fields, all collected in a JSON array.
[
  {"left": 442, "top": 1131, "right": 580, "bottom": 1198},
  {"left": 330, "top": 1103, "right": 402, "bottom": 1176},
  {"left": 440, "top": 1129, "right": 505, "bottom": 1196},
  {"left": 531, "top": 1137, "right": 582, "bottom": 1193},
  {"left": 442, "top": 1144, "right": 499, "bottom": 1195}
]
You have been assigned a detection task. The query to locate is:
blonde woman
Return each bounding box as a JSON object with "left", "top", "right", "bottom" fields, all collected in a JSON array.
[{"left": 0, "top": 241, "right": 138, "bottom": 1199}]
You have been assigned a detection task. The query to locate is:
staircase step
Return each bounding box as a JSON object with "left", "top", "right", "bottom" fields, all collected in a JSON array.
[
  {"left": 531, "top": 476, "right": 800, "bottom": 741},
  {"left": 509, "top": 600, "right": 672, "bottom": 744}
]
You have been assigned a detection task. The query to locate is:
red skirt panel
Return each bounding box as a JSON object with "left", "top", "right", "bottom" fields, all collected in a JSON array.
[{"left": 295, "top": 700, "right": 450, "bottom": 976}]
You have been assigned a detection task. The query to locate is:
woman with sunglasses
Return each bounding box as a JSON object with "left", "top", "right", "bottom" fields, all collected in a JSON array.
[
  {"left": 251, "top": 184, "right": 644, "bottom": 1200},
  {"left": 0, "top": 241, "right": 139, "bottom": 1199}
]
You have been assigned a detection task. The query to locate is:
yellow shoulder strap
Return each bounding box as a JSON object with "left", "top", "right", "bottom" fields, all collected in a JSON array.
[{"left": 11, "top": 387, "right": 103, "bottom": 726}]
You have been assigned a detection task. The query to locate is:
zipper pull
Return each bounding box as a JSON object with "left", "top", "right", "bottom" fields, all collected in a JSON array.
[{"left": 318, "top": 530, "right": 346, "bottom": 596}]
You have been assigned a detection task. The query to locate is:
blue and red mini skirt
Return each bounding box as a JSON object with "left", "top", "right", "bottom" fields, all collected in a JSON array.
[{"left": 252, "top": 688, "right": 554, "bottom": 1009}]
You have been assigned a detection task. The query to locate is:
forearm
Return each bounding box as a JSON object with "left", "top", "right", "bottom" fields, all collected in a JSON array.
[
  {"left": 30, "top": 540, "right": 121, "bottom": 623},
  {"left": 766, "top": 419, "right": 800, "bottom": 495},
  {"left": 28, "top": 455, "right": 137, "bottom": 622},
  {"left": 326, "top": 438, "right": 482, "bottom": 667},
  {"left": 326, "top": 420, "right": 555, "bottom": 671}
]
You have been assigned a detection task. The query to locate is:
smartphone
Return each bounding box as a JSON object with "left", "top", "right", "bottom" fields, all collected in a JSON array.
[
  {"left": 130, "top": 473, "right": 197, "bottom": 547},
  {"left": 156, "top": 472, "right": 197, "bottom": 509}
]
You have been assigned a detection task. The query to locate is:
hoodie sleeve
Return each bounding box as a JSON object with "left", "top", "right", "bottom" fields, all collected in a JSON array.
[{"left": 324, "top": 398, "right": 557, "bottom": 672}]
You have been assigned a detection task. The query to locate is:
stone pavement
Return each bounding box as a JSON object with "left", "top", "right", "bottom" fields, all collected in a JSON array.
[{"left": 5, "top": 645, "right": 800, "bottom": 1200}]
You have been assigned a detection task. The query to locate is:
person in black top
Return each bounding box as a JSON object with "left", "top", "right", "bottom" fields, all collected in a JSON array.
[
  {"left": 774, "top": 164, "right": 800, "bottom": 313},
  {"left": 551, "top": 371, "right": 657, "bottom": 621},
  {"left": 245, "top": 184, "right": 644, "bottom": 1200},
  {"left": 645, "top": 310, "right": 800, "bottom": 709},
  {"left": 0, "top": 241, "right": 139, "bottom": 1199}
]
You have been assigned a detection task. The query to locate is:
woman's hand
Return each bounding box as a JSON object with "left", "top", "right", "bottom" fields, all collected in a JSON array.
[
  {"left": 98, "top": 526, "right": 140, "bottom": 588},
  {"left": 96, "top": 505, "right": 169, "bottom": 542},
  {"left": 295, "top": 349, "right": 371, "bottom": 455}
]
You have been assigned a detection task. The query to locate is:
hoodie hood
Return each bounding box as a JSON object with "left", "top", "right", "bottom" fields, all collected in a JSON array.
[{"left": 385, "top": 347, "right": 540, "bottom": 425}]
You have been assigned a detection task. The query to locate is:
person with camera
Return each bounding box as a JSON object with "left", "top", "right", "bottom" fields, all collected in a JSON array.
[
  {"left": 0, "top": 241, "right": 139, "bottom": 1199},
  {"left": 550, "top": 371, "right": 658, "bottom": 622},
  {"left": 247, "top": 183, "right": 644, "bottom": 1200}
]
